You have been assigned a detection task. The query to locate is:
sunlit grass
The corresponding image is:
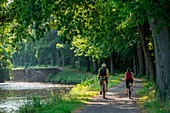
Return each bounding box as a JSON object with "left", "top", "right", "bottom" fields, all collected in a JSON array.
[
  {"left": 142, "top": 101, "right": 170, "bottom": 113},
  {"left": 137, "top": 78, "right": 170, "bottom": 113}
]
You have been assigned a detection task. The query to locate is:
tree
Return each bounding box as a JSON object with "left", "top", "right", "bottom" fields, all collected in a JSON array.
[
  {"left": 0, "top": 0, "right": 15, "bottom": 81},
  {"left": 142, "top": 0, "right": 170, "bottom": 101}
]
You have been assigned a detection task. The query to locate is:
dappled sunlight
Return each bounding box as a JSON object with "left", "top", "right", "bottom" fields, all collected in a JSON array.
[
  {"left": 139, "top": 96, "right": 148, "bottom": 102},
  {"left": 87, "top": 101, "right": 109, "bottom": 105},
  {"left": 78, "top": 79, "right": 142, "bottom": 113}
]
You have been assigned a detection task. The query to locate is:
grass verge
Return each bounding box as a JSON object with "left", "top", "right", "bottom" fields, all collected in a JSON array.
[
  {"left": 47, "top": 70, "right": 92, "bottom": 84},
  {"left": 137, "top": 78, "right": 170, "bottom": 113}
]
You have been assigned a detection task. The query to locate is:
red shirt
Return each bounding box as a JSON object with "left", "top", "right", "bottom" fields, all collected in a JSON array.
[{"left": 126, "top": 72, "right": 133, "bottom": 79}]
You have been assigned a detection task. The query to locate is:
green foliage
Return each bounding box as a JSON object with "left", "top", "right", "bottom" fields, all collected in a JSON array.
[
  {"left": 18, "top": 96, "right": 41, "bottom": 113},
  {"left": 137, "top": 79, "right": 155, "bottom": 99},
  {"left": 31, "top": 95, "right": 41, "bottom": 108},
  {"left": 143, "top": 101, "right": 170, "bottom": 113},
  {"left": 70, "top": 0, "right": 117, "bottom": 59},
  {"left": 2, "top": 0, "right": 170, "bottom": 60},
  {"left": 0, "top": 0, "right": 14, "bottom": 81},
  {"left": 78, "top": 65, "right": 87, "bottom": 71},
  {"left": 0, "top": 59, "right": 12, "bottom": 81},
  {"left": 6, "top": 0, "right": 142, "bottom": 60},
  {"left": 5, "top": 0, "right": 150, "bottom": 72},
  {"left": 11, "top": 30, "right": 73, "bottom": 67},
  {"left": 137, "top": 78, "right": 170, "bottom": 113},
  {"left": 56, "top": 43, "right": 64, "bottom": 49}
]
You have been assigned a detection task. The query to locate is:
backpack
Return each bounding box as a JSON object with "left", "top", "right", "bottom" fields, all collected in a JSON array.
[{"left": 100, "top": 68, "right": 107, "bottom": 76}]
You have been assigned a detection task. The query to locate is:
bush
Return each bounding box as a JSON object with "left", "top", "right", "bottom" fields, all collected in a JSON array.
[{"left": 0, "top": 59, "right": 12, "bottom": 82}]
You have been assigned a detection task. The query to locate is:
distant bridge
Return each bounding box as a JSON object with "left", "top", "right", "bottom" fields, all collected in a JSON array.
[{"left": 11, "top": 68, "right": 61, "bottom": 82}]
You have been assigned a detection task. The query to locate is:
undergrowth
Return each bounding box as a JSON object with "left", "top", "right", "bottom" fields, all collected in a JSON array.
[{"left": 137, "top": 78, "right": 170, "bottom": 113}]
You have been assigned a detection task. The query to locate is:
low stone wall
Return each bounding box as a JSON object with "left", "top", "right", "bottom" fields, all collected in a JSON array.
[{"left": 11, "top": 68, "right": 61, "bottom": 82}]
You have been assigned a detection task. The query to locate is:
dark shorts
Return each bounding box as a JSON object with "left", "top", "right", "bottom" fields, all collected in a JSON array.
[
  {"left": 100, "top": 77, "right": 108, "bottom": 85},
  {"left": 126, "top": 79, "right": 133, "bottom": 88}
]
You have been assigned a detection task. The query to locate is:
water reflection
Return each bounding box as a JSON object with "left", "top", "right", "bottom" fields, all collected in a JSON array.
[{"left": 0, "top": 81, "right": 73, "bottom": 113}]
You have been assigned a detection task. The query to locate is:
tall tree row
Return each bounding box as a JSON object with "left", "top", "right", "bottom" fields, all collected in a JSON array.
[
  {"left": 144, "top": 0, "right": 170, "bottom": 101},
  {"left": 12, "top": 30, "right": 74, "bottom": 67}
]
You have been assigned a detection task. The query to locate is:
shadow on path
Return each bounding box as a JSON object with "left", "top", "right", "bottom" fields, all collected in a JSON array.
[{"left": 77, "top": 78, "right": 143, "bottom": 113}]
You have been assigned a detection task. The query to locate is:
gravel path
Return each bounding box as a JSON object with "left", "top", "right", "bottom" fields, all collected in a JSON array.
[{"left": 77, "top": 78, "right": 143, "bottom": 113}]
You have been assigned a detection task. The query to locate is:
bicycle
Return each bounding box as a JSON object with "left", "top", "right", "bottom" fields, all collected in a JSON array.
[
  {"left": 127, "top": 81, "right": 132, "bottom": 99},
  {"left": 102, "top": 80, "right": 106, "bottom": 99},
  {"left": 99, "top": 77, "right": 106, "bottom": 99}
]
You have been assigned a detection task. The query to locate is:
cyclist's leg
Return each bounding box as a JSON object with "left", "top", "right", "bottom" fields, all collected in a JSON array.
[
  {"left": 125, "top": 80, "right": 129, "bottom": 95},
  {"left": 130, "top": 79, "right": 134, "bottom": 90},
  {"left": 100, "top": 79, "right": 104, "bottom": 94},
  {"left": 105, "top": 78, "right": 108, "bottom": 91}
]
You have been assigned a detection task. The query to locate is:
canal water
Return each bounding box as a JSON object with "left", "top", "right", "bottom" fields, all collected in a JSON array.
[{"left": 0, "top": 81, "right": 73, "bottom": 113}]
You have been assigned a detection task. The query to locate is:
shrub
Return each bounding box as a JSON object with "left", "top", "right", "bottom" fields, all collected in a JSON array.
[{"left": 0, "top": 59, "right": 12, "bottom": 82}]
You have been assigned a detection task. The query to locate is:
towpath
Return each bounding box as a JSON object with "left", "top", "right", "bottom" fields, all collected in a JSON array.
[{"left": 77, "top": 78, "right": 143, "bottom": 113}]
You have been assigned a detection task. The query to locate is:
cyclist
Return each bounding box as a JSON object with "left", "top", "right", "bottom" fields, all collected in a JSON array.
[
  {"left": 124, "top": 68, "right": 134, "bottom": 95},
  {"left": 98, "top": 63, "right": 109, "bottom": 95}
]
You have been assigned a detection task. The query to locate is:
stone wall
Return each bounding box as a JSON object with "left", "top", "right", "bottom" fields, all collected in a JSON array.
[{"left": 11, "top": 68, "right": 61, "bottom": 82}]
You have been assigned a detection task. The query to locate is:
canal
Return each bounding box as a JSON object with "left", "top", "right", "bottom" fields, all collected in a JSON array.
[{"left": 0, "top": 81, "right": 73, "bottom": 113}]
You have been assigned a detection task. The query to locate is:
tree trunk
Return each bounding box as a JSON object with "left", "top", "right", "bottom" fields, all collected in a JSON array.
[
  {"left": 137, "top": 44, "right": 145, "bottom": 75},
  {"left": 110, "top": 53, "right": 114, "bottom": 74},
  {"left": 92, "top": 59, "right": 98, "bottom": 73},
  {"left": 71, "top": 56, "right": 76, "bottom": 68},
  {"left": 149, "top": 18, "right": 170, "bottom": 101},
  {"left": 56, "top": 49, "right": 60, "bottom": 66},
  {"left": 77, "top": 57, "right": 82, "bottom": 69},
  {"left": 86, "top": 57, "right": 90, "bottom": 72},
  {"left": 62, "top": 54, "right": 65, "bottom": 66},
  {"left": 133, "top": 58, "right": 137, "bottom": 75},
  {"left": 133, "top": 49, "right": 138, "bottom": 75},
  {"left": 138, "top": 24, "right": 155, "bottom": 81},
  {"left": 37, "top": 58, "right": 40, "bottom": 66}
]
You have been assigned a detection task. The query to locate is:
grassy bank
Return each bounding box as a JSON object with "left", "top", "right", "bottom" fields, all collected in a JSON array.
[
  {"left": 47, "top": 70, "right": 93, "bottom": 84},
  {"left": 137, "top": 78, "right": 170, "bottom": 113},
  {"left": 17, "top": 70, "right": 121, "bottom": 113}
]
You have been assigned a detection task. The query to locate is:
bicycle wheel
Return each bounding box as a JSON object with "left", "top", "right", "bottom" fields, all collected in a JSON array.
[
  {"left": 128, "top": 84, "right": 131, "bottom": 99},
  {"left": 102, "top": 83, "right": 106, "bottom": 99}
]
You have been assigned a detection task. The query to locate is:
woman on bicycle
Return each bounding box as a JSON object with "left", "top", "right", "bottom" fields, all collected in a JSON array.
[
  {"left": 124, "top": 68, "right": 134, "bottom": 95},
  {"left": 98, "top": 63, "right": 109, "bottom": 95}
]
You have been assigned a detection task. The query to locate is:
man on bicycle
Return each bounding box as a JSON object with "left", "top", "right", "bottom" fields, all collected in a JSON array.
[
  {"left": 98, "top": 63, "right": 109, "bottom": 95},
  {"left": 124, "top": 68, "right": 134, "bottom": 95}
]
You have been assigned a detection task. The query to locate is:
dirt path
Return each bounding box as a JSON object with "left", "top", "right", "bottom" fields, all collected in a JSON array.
[{"left": 77, "top": 78, "right": 143, "bottom": 113}]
